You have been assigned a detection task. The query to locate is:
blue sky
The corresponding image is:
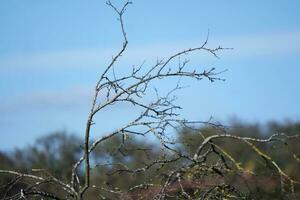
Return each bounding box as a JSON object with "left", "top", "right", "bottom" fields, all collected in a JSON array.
[{"left": 1, "top": 0, "right": 300, "bottom": 150}]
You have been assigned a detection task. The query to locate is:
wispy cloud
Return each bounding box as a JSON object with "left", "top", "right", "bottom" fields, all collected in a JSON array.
[
  {"left": 219, "top": 29, "right": 300, "bottom": 57},
  {"left": 0, "top": 48, "right": 114, "bottom": 71},
  {"left": 0, "top": 29, "right": 299, "bottom": 72},
  {"left": 0, "top": 84, "right": 137, "bottom": 114},
  {"left": 0, "top": 86, "right": 93, "bottom": 113}
]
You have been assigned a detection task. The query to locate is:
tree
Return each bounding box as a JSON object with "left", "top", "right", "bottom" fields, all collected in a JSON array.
[{"left": 0, "top": 1, "right": 299, "bottom": 200}]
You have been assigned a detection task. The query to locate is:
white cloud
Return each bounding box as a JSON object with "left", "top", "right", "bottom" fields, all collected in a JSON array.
[
  {"left": 219, "top": 29, "right": 300, "bottom": 57},
  {"left": 0, "top": 48, "right": 114, "bottom": 71},
  {"left": 0, "top": 86, "right": 93, "bottom": 113},
  {"left": 0, "top": 29, "right": 299, "bottom": 72}
]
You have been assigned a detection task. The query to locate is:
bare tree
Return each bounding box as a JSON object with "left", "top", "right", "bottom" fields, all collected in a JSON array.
[{"left": 1, "top": 1, "right": 299, "bottom": 200}]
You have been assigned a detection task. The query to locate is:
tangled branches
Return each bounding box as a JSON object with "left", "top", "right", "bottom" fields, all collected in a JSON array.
[{"left": 1, "top": 1, "right": 299, "bottom": 200}]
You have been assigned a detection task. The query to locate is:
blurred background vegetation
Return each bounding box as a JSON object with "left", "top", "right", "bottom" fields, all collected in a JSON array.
[{"left": 1, "top": 119, "right": 299, "bottom": 199}]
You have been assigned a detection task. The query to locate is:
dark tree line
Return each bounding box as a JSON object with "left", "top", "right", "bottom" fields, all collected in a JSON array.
[{"left": 1, "top": 120, "right": 299, "bottom": 199}]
